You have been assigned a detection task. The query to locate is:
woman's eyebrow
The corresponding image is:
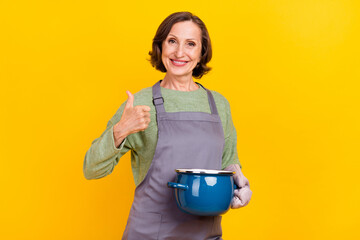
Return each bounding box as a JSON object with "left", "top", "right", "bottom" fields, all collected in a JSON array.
[
  {"left": 168, "top": 34, "right": 178, "bottom": 39},
  {"left": 168, "top": 34, "right": 198, "bottom": 41}
]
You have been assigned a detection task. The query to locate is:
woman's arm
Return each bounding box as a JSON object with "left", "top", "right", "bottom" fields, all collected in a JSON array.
[
  {"left": 83, "top": 91, "right": 151, "bottom": 180},
  {"left": 220, "top": 97, "right": 252, "bottom": 207},
  {"left": 83, "top": 117, "right": 131, "bottom": 180},
  {"left": 220, "top": 97, "right": 242, "bottom": 169}
]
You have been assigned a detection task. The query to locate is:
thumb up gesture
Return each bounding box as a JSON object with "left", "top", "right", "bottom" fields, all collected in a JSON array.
[{"left": 113, "top": 91, "right": 151, "bottom": 147}]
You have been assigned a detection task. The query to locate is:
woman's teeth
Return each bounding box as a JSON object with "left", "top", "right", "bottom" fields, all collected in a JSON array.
[{"left": 171, "top": 59, "right": 188, "bottom": 66}]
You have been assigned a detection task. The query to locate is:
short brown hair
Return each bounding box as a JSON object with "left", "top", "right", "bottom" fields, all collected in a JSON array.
[{"left": 149, "top": 12, "right": 212, "bottom": 79}]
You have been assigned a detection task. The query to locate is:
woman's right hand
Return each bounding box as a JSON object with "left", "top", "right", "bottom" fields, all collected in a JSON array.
[{"left": 113, "top": 91, "right": 151, "bottom": 147}]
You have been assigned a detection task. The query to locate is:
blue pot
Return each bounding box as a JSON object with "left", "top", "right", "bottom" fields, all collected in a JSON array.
[{"left": 167, "top": 169, "right": 239, "bottom": 216}]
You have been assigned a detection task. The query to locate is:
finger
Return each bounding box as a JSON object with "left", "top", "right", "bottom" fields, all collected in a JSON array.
[
  {"left": 134, "top": 105, "right": 151, "bottom": 112},
  {"left": 239, "top": 177, "right": 247, "bottom": 188},
  {"left": 139, "top": 105, "right": 151, "bottom": 112},
  {"left": 239, "top": 175, "right": 249, "bottom": 188},
  {"left": 231, "top": 195, "right": 245, "bottom": 209},
  {"left": 232, "top": 188, "right": 251, "bottom": 208},
  {"left": 231, "top": 197, "right": 240, "bottom": 209},
  {"left": 140, "top": 121, "right": 150, "bottom": 131},
  {"left": 239, "top": 187, "right": 252, "bottom": 205},
  {"left": 234, "top": 189, "right": 241, "bottom": 196},
  {"left": 245, "top": 178, "right": 250, "bottom": 188},
  {"left": 140, "top": 113, "right": 151, "bottom": 121},
  {"left": 143, "top": 112, "right": 151, "bottom": 118},
  {"left": 141, "top": 117, "right": 151, "bottom": 125},
  {"left": 125, "top": 91, "right": 134, "bottom": 109}
]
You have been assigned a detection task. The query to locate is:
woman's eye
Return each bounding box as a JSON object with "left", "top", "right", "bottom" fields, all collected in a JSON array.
[
  {"left": 168, "top": 39, "right": 176, "bottom": 44},
  {"left": 188, "top": 42, "right": 196, "bottom": 47}
]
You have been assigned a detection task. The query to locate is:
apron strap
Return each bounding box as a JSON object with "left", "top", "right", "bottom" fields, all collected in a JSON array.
[
  {"left": 152, "top": 80, "right": 166, "bottom": 113},
  {"left": 152, "top": 80, "right": 219, "bottom": 115},
  {"left": 195, "top": 82, "right": 219, "bottom": 115}
]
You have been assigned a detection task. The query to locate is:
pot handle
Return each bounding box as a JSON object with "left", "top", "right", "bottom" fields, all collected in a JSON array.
[{"left": 167, "top": 182, "right": 189, "bottom": 190}]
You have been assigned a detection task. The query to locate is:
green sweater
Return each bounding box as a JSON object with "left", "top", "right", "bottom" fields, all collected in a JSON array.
[{"left": 83, "top": 82, "right": 241, "bottom": 186}]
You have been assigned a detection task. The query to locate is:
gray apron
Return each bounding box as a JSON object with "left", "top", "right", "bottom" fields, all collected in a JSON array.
[{"left": 122, "top": 80, "right": 225, "bottom": 240}]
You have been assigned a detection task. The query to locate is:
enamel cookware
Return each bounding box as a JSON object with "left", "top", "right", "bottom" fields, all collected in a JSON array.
[{"left": 167, "top": 169, "right": 240, "bottom": 216}]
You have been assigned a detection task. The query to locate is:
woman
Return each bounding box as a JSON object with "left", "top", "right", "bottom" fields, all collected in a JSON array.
[{"left": 84, "top": 12, "right": 252, "bottom": 240}]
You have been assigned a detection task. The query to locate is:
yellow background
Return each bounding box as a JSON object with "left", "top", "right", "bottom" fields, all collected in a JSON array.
[{"left": 1, "top": 0, "right": 359, "bottom": 239}]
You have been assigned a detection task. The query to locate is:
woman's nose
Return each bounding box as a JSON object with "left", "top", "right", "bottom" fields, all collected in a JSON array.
[{"left": 175, "top": 45, "right": 185, "bottom": 58}]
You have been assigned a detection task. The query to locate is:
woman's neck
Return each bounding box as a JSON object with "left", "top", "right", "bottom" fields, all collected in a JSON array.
[{"left": 161, "top": 74, "right": 199, "bottom": 92}]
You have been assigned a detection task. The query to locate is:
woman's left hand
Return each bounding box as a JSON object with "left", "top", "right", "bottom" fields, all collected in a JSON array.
[{"left": 224, "top": 164, "right": 252, "bottom": 208}]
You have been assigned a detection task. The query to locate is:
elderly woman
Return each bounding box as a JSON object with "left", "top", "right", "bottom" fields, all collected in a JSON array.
[{"left": 84, "top": 11, "right": 252, "bottom": 240}]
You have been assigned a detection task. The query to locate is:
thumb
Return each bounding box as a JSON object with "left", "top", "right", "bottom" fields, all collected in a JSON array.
[{"left": 125, "top": 91, "right": 134, "bottom": 109}]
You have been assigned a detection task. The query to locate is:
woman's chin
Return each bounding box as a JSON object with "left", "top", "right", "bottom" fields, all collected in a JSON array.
[
  {"left": 167, "top": 73, "right": 192, "bottom": 79},
  {"left": 166, "top": 68, "right": 195, "bottom": 78}
]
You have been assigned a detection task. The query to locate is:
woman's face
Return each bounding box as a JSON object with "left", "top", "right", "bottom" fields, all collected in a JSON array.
[{"left": 161, "top": 21, "right": 202, "bottom": 79}]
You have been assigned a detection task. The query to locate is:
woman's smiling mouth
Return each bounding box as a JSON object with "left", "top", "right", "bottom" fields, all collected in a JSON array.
[{"left": 171, "top": 59, "right": 189, "bottom": 66}]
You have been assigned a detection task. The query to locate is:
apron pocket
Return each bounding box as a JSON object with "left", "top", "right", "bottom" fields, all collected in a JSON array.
[{"left": 127, "top": 211, "right": 162, "bottom": 240}]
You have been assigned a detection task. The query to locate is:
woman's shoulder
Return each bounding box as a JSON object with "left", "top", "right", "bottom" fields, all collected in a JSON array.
[
  {"left": 209, "top": 90, "right": 229, "bottom": 102},
  {"left": 209, "top": 89, "right": 231, "bottom": 110}
]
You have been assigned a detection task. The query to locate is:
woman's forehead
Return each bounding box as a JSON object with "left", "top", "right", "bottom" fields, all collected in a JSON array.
[{"left": 167, "top": 21, "right": 202, "bottom": 40}]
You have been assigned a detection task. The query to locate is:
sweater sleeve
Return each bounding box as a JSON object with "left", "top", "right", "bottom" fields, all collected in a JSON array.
[
  {"left": 83, "top": 103, "right": 132, "bottom": 180},
  {"left": 221, "top": 99, "right": 242, "bottom": 170}
]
